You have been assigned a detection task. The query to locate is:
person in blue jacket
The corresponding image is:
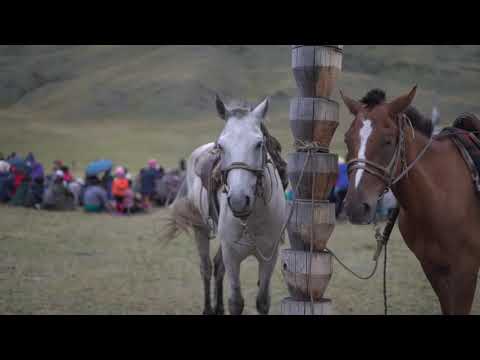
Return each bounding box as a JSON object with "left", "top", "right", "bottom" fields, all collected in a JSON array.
[{"left": 331, "top": 157, "right": 349, "bottom": 218}]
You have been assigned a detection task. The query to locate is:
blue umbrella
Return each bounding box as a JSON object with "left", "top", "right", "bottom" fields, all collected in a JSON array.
[
  {"left": 7, "top": 156, "right": 25, "bottom": 168},
  {"left": 85, "top": 159, "right": 113, "bottom": 176},
  {"left": 7, "top": 156, "right": 30, "bottom": 174}
]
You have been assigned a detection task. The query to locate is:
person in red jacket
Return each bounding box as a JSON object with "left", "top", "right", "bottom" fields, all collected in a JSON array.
[
  {"left": 112, "top": 166, "right": 129, "bottom": 214},
  {"left": 11, "top": 165, "right": 26, "bottom": 196}
]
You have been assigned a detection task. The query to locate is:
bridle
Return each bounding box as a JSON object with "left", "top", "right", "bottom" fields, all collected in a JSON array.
[
  {"left": 216, "top": 137, "right": 272, "bottom": 218},
  {"left": 347, "top": 113, "right": 434, "bottom": 194}
]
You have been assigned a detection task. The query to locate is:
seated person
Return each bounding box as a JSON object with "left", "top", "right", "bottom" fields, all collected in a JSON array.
[
  {"left": 112, "top": 167, "right": 129, "bottom": 213},
  {"left": 25, "top": 177, "right": 45, "bottom": 209},
  {"left": 101, "top": 170, "right": 114, "bottom": 200},
  {"left": 61, "top": 165, "right": 74, "bottom": 183},
  {"left": 11, "top": 165, "right": 26, "bottom": 196},
  {"left": 42, "top": 170, "right": 75, "bottom": 211},
  {"left": 0, "top": 164, "right": 14, "bottom": 203},
  {"left": 140, "top": 160, "right": 161, "bottom": 208},
  {"left": 83, "top": 175, "right": 112, "bottom": 213},
  {"left": 9, "top": 174, "right": 30, "bottom": 207}
]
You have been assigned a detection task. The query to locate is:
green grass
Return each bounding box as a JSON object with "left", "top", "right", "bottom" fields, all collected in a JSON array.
[{"left": 0, "top": 206, "right": 478, "bottom": 315}]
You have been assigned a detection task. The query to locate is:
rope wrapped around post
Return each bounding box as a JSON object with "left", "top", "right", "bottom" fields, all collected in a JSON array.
[{"left": 294, "top": 139, "right": 330, "bottom": 153}]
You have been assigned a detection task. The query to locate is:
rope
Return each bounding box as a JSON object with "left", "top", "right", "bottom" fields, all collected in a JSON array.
[
  {"left": 308, "top": 155, "right": 316, "bottom": 315},
  {"left": 294, "top": 139, "right": 329, "bottom": 153},
  {"left": 384, "top": 240, "right": 388, "bottom": 316},
  {"left": 253, "top": 151, "right": 311, "bottom": 262},
  {"left": 327, "top": 247, "right": 380, "bottom": 280}
]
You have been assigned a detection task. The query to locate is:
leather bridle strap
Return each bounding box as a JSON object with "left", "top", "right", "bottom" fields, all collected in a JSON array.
[
  {"left": 222, "top": 162, "right": 264, "bottom": 177},
  {"left": 346, "top": 114, "right": 434, "bottom": 190},
  {"left": 347, "top": 114, "right": 406, "bottom": 188},
  {"left": 219, "top": 139, "right": 269, "bottom": 199}
]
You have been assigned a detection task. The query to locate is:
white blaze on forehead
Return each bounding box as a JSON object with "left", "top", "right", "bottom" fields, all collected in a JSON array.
[{"left": 355, "top": 119, "right": 373, "bottom": 189}]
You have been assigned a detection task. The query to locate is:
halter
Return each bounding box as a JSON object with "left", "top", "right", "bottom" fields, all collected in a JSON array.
[
  {"left": 217, "top": 137, "right": 272, "bottom": 217},
  {"left": 347, "top": 113, "right": 434, "bottom": 192}
]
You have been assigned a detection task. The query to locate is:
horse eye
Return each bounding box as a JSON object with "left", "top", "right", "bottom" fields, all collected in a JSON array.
[{"left": 256, "top": 141, "right": 263, "bottom": 149}]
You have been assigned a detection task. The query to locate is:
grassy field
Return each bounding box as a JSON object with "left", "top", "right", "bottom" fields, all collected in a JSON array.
[
  {"left": 1, "top": 205, "right": 478, "bottom": 315},
  {"left": 1, "top": 45, "right": 480, "bottom": 315}
]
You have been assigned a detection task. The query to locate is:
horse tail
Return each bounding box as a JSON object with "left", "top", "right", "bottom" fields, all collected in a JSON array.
[
  {"left": 160, "top": 177, "right": 207, "bottom": 245},
  {"left": 171, "top": 177, "right": 188, "bottom": 206}
]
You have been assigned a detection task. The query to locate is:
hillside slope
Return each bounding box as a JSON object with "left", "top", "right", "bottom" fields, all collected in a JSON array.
[{"left": 1, "top": 45, "right": 479, "bottom": 124}]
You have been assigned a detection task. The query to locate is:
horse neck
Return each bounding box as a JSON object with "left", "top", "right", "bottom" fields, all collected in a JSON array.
[{"left": 391, "top": 129, "right": 435, "bottom": 213}]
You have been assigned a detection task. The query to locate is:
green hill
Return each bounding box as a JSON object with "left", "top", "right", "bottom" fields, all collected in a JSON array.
[{"left": 1, "top": 45, "right": 479, "bottom": 171}]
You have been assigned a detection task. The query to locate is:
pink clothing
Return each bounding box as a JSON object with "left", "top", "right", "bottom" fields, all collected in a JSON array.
[{"left": 124, "top": 189, "right": 135, "bottom": 209}]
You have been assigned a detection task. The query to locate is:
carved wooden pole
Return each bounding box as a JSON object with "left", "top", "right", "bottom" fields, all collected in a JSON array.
[{"left": 281, "top": 45, "right": 343, "bottom": 315}]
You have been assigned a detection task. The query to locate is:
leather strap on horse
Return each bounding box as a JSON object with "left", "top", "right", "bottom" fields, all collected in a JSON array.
[{"left": 347, "top": 114, "right": 435, "bottom": 189}]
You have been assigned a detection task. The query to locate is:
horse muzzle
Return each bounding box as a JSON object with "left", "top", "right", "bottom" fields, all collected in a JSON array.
[
  {"left": 345, "top": 199, "right": 377, "bottom": 225},
  {"left": 227, "top": 193, "right": 253, "bottom": 220}
]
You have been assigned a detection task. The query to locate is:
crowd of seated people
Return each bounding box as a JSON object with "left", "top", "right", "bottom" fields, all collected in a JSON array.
[{"left": 0, "top": 152, "right": 187, "bottom": 216}]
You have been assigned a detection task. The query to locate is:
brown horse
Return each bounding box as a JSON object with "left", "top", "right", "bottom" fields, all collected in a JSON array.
[{"left": 340, "top": 86, "right": 480, "bottom": 315}]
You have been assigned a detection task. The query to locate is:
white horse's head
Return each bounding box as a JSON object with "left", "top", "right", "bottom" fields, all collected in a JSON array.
[{"left": 215, "top": 95, "right": 270, "bottom": 219}]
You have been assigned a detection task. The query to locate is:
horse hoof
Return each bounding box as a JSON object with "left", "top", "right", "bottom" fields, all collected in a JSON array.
[
  {"left": 202, "top": 308, "right": 215, "bottom": 315},
  {"left": 228, "top": 298, "right": 244, "bottom": 315},
  {"left": 256, "top": 297, "right": 270, "bottom": 315},
  {"left": 214, "top": 306, "right": 225, "bottom": 315}
]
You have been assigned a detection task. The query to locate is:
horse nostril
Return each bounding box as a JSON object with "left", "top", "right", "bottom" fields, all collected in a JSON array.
[{"left": 245, "top": 196, "right": 250, "bottom": 208}]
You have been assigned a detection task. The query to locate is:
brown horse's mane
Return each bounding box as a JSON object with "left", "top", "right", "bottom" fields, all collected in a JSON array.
[{"left": 360, "top": 89, "right": 434, "bottom": 137}]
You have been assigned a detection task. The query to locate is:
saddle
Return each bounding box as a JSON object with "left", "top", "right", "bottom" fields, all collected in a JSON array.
[
  {"left": 194, "top": 147, "right": 223, "bottom": 234},
  {"left": 437, "top": 112, "right": 480, "bottom": 194}
]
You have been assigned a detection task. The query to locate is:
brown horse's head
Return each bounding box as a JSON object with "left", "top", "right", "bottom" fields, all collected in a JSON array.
[{"left": 340, "top": 86, "right": 417, "bottom": 224}]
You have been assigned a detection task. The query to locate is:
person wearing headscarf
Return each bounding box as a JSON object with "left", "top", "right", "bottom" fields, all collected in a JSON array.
[
  {"left": 0, "top": 161, "right": 10, "bottom": 174},
  {"left": 83, "top": 175, "right": 112, "bottom": 213},
  {"left": 112, "top": 166, "right": 129, "bottom": 213},
  {"left": 42, "top": 170, "right": 75, "bottom": 211}
]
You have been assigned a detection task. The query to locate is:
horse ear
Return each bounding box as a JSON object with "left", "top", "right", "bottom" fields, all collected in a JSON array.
[
  {"left": 340, "top": 90, "right": 362, "bottom": 115},
  {"left": 215, "top": 94, "right": 228, "bottom": 121},
  {"left": 388, "top": 86, "right": 418, "bottom": 115},
  {"left": 252, "top": 97, "right": 269, "bottom": 120}
]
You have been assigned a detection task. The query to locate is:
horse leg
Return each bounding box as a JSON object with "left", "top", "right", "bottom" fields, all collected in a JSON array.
[
  {"left": 448, "top": 267, "right": 478, "bottom": 314},
  {"left": 256, "top": 258, "right": 276, "bottom": 315},
  {"left": 213, "top": 246, "right": 225, "bottom": 315},
  {"left": 422, "top": 261, "right": 478, "bottom": 315},
  {"left": 194, "top": 227, "right": 213, "bottom": 315},
  {"left": 223, "top": 246, "right": 244, "bottom": 315}
]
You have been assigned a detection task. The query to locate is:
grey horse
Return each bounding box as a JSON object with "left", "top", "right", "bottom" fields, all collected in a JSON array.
[{"left": 164, "top": 96, "right": 286, "bottom": 315}]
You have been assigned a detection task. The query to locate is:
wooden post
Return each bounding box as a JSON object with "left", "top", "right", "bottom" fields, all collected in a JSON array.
[{"left": 282, "top": 45, "right": 343, "bottom": 315}]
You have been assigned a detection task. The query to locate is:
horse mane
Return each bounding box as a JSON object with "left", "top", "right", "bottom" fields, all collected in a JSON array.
[
  {"left": 225, "top": 99, "right": 252, "bottom": 118},
  {"left": 360, "top": 89, "right": 433, "bottom": 137}
]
